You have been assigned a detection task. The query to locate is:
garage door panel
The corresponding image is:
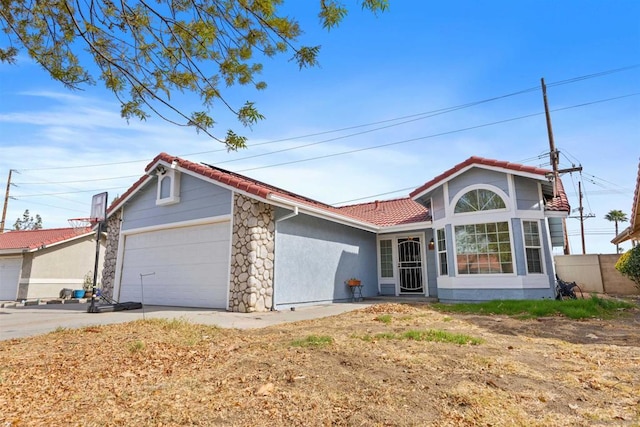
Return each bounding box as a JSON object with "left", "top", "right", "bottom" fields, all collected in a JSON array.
[
  {"left": 121, "top": 244, "right": 228, "bottom": 268},
  {"left": 124, "top": 226, "right": 229, "bottom": 250},
  {"left": 118, "top": 222, "right": 230, "bottom": 308},
  {"left": 0, "top": 258, "right": 22, "bottom": 301}
]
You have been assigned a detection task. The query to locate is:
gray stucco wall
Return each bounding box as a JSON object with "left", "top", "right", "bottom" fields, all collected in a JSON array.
[
  {"left": 121, "top": 173, "right": 232, "bottom": 231},
  {"left": 274, "top": 209, "right": 377, "bottom": 308},
  {"left": 514, "top": 176, "right": 541, "bottom": 211},
  {"left": 511, "top": 218, "right": 526, "bottom": 276},
  {"left": 448, "top": 169, "right": 509, "bottom": 203},
  {"left": 425, "top": 228, "right": 438, "bottom": 296}
]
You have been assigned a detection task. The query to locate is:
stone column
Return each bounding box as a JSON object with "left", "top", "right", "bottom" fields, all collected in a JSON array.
[
  {"left": 100, "top": 210, "right": 121, "bottom": 301},
  {"left": 228, "top": 194, "right": 275, "bottom": 312}
]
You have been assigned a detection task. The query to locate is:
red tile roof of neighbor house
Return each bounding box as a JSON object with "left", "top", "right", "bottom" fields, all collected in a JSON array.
[
  {"left": 108, "top": 153, "right": 568, "bottom": 229},
  {"left": 0, "top": 227, "right": 91, "bottom": 251}
]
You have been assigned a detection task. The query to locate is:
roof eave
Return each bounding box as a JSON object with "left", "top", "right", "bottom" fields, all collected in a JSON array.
[
  {"left": 379, "top": 221, "right": 433, "bottom": 233},
  {"left": 268, "top": 194, "right": 379, "bottom": 233}
]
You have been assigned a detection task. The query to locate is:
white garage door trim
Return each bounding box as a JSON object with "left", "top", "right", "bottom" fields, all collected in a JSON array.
[
  {"left": 115, "top": 216, "right": 232, "bottom": 309},
  {"left": 0, "top": 257, "right": 23, "bottom": 301}
]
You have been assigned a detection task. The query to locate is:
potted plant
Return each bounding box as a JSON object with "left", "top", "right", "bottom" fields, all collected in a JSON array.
[
  {"left": 346, "top": 278, "right": 361, "bottom": 287},
  {"left": 82, "top": 271, "right": 95, "bottom": 298}
]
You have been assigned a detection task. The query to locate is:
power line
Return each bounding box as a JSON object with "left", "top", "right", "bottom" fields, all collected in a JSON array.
[
  {"left": 236, "top": 92, "right": 640, "bottom": 174},
  {"left": 17, "top": 65, "right": 639, "bottom": 172},
  {"left": 8, "top": 92, "right": 637, "bottom": 199}
]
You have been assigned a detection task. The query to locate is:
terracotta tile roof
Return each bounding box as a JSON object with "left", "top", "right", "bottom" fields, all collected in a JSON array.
[
  {"left": 0, "top": 227, "right": 91, "bottom": 251},
  {"left": 545, "top": 177, "right": 571, "bottom": 212},
  {"left": 109, "top": 153, "right": 385, "bottom": 227},
  {"left": 337, "top": 198, "right": 430, "bottom": 227},
  {"left": 108, "top": 153, "right": 568, "bottom": 231},
  {"left": 410, "top": 156, "right": 570, "bottom": 213}
]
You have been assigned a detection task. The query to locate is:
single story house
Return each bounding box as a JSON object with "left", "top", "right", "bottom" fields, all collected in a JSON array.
[
  {"left": 100, "top": 153, "right": 569, "bottom": 311},
  {"left": 612, "top": 158, "right": 640, "bottom": 246},
  {"left": 0, "top": 227, "right": 105, "bottom": 301}
]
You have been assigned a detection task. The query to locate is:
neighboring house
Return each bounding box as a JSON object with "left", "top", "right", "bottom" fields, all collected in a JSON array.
[
  {"left": 612, "top": 158, "right": 640, "bottom": 246},
  {"left": 101, "top": 153, "right": 569, "bottom": 311},
  {"left": 0, "top": 228, "right": 105, "bottom": 301}
]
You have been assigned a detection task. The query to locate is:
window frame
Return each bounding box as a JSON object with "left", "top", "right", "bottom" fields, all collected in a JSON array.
[
  {"left": 378, "top": 238, "right": 394, "bottom": 279},
  {"left": 522, "top": 219, "right": 544, "bottom": 274},
  {"left": 156, "top": 168, "right": 181, "bottom": 206},
  {"left": 453, "top": 221, "right": 515, "bottom": 275},
  {"left": 436, "top": 228, "right": 448, "bottom": 276}
]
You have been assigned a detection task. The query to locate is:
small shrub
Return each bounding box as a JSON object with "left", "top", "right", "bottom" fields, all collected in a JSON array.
[
  {"left": 375, "top": 314, "right": 392, "bottom": 324},
  {"left": 401, "top": 329, "right": 483, "bottom": 345},
  {"left": 128, "top": 340, "right": 145, "bottom": 353},
  {"left": 615, "top": 246, "right": 640, "bottom": 291},
  {"left": 374, "top": 332, "right": 397, "bottom": 340},
  {"left": 291, "top": 335, "right": 333, "bottom": 348}
]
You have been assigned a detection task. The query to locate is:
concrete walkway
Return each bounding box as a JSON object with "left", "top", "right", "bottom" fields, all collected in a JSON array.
[{"left": 0, "top": 301, "right": 374, "bottom": 341}]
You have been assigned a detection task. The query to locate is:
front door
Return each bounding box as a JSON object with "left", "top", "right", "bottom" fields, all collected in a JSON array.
[{"left": 397, "top": 237, "right": 424, "bottom": 293}]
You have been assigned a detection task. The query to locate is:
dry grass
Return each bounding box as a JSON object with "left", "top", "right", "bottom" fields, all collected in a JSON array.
[{"left": 1, "top": 303, "right": 639, "bottom": 426}]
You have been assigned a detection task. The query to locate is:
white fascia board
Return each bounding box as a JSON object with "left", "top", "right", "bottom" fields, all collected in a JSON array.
[
  {"left": 268, "top": 194, "right": 378, "bottom": 233},
  {"left": 544, "top": 211, "right": 569, "bottom": 218},
  {"left": 379, "top": 221, "right": 433, "bottom": 234}
]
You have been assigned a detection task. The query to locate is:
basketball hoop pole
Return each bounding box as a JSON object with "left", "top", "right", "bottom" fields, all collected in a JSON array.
[
  {"left": 87, "top": 191, "right": 108, "bottom": 314},
  {"left": 88, "top": 220, "right": 102, "bottom": 313}
]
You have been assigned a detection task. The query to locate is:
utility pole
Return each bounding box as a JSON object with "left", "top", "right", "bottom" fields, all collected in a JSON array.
[
  {"left": 0, "top": 169, "right": 15, "bottom": 233},
  {"left": 541, "top": 78, "right": 584, "bottom": 255},
  {"left": 568, "top": 181, "right": 595, "bottom": 254},
  {"left": 541, "top": 78, "right": 559, "bottom": 197}
]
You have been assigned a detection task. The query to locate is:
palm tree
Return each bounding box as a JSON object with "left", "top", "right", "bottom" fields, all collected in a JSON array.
[{"left": 604, "top": 209, "right": 628, "bottom": 253}]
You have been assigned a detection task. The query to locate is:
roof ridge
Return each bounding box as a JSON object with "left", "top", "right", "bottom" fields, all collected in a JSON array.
[
  {"left": 337, "top": 196, "right": 413, "bottom": 209},
  {"left": 199, "top": 161, "right": 334, "bottom": 208}
]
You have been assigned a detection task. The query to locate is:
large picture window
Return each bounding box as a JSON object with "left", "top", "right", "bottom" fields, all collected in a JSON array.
[
  {"left": 436, "top": 228, "right": 448, "bottom": 275},
  {"left": 454, "top": 222, "right": 513, "bottom": 274},
  {"left": 523, "top": 220, "right": 543, "bottom": 273},
  {"left": 454, "top": 189, "right": 506, "bottom": 213}
]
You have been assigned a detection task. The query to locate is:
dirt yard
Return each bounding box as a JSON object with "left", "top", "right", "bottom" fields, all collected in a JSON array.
[{"left": 1, "top": 302, "right": 638, "bottom": 426}]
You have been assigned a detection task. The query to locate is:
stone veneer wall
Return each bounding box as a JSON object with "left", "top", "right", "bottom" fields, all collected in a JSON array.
[
  {"left": 228, "top": 194, "right": 275, "bottom": 312},
  {"left": 100, "top": 210, "right": 122, "bottom": 301}
]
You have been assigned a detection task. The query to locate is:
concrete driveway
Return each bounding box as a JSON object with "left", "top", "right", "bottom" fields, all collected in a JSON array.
[{"left": 0, "top": 301, "right": 372, "bottom": 341}]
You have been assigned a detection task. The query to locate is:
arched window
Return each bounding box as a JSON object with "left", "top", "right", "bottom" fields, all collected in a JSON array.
[{"left": 454, "top": 189, "right": 505, "bottom": 213}]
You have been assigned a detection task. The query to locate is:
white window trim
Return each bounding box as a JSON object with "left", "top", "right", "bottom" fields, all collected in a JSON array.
[
  {"left": 452, "top": 220, "right": 517, "bottom": 277},
  {"left": 450, "top": 184, "right": 511, "bottom": 218},
  {"left": 377, "top": 237, "right": 394, "bottom": 280},
  {"left": 521, "top": 219, "right": 546, "bottom": 275},
  {"left": 436, "top": 228, "right": 448, "bottom": 276},
  {"left": 156, "top": 169, "right": 181, "bottom": 206}
]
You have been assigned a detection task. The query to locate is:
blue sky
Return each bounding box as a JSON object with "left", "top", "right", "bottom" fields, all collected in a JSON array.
[{"left": 0, "top": 1, "right": 638, "bottom": 255}]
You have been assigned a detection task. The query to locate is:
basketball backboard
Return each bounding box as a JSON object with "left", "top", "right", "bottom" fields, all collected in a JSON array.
[{"left": 90, "top": 192, "right": 108, "bottom": 223}]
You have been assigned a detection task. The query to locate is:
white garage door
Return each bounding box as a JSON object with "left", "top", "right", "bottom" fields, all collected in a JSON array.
[
  {"left": 118, "top": 222, "right": 230, "bottom": 308},
  {"left": 0, "top": 257, "right": 22, "bottom": 301}
]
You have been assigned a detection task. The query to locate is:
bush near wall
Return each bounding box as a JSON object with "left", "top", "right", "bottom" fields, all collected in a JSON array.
[{"left": 615, "top": 246, "right": 640, "bottom": 291}]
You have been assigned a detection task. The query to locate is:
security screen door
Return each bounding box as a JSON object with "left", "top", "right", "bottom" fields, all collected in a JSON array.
[{"left": 397, "top": 237, "right": 424, "bottom": 293}]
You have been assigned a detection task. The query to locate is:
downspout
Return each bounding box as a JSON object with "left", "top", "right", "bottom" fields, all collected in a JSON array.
[{"left": 272, "top": 206, "right": 299, "bottom": 311}]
